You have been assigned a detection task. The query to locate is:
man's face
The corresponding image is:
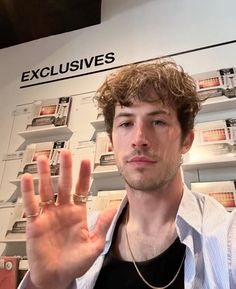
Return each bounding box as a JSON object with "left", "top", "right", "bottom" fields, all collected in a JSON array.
[{"left": 111, "top": 100, "right": 193, "bottom": 192}]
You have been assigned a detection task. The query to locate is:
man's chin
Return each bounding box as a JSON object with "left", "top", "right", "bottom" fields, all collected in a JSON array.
[{"left": 124, "top": 177, "right": 162, "bottom": 192}]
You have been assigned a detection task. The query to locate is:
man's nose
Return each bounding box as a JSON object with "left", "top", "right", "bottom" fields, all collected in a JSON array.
[{"left": 131, "top": 125, "right": 150, "bottom": 148}]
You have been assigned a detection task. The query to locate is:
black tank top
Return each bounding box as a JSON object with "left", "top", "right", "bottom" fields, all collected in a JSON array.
[{"left": 94, "top": 235, "right": 185, "bottom": 289}]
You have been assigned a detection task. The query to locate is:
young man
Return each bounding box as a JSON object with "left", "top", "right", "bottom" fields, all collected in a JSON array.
[{"left": 19, "top": 61, "right": 236, "bottom": 289}]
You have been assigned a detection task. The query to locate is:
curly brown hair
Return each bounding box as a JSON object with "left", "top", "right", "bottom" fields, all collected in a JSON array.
[{"left": 95, "top": 60, "right": 202, "bottom": 141}]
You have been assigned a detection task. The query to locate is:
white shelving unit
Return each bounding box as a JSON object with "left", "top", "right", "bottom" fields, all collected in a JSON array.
[
  {"left": 0, "top": 97, "right": 74, "bottom": 258},
  {"left": 199, "top": 96, "right": 236, "bottom": 114},
  {"left": 91, "top": 167, "right": 119, "bottom": 179},
  {"left": 183, "top": 94, "right": 236, "bottom": 197},
  {"left": 18, "top": 125, "right": 73, "bottom": 140},
  {"left": 182, "top": 157, "right": 236, "bottom": 171},
  {"left": 90, "top": 118, "right": 125, "bottom": 195},
  {"left": 0, "top": 238, "right": 26, "bottom": 243},
  {"left": 90, "top": 119, "right": 105, "bottom": 131}
]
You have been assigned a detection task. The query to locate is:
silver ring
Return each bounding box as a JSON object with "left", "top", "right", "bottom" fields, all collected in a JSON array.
[
  {"left": 39, "top": 199, "right": 54, "bottom": 207},
  {"left": 26, "top": 211, "right": 40, "bottom": 219},
  {"left": 73, "top": 194, "right": 87, "bottom": 204}
]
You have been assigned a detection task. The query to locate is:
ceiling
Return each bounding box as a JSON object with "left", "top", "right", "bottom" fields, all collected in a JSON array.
[{"left": 0, "top": 0, "right": 102, "bottom": 49}]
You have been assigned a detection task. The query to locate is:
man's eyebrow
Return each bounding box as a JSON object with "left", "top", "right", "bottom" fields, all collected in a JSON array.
[
  {"left": 147, "top": 109, "right": 170, "bottom": 116},
  {"left": 114, "top": 109, "right": 169, "bottom": 119},
  {"left": 114, "top": 112, "right": 134, "bottom": 119}
]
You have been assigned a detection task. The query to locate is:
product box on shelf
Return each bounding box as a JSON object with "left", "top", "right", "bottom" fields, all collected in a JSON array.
[
  {"left": 17, "top": 140, "right": 69, "bottom": 178},
  {"left": 90, "top": 190, "right": 126, "bottom": 212},
  {"left": 188, "top": 119, "right": 236, "bottom": 163},
  {"left": 3, "top": 198, "right": 27, "bottom": 241},
  {"left": 191, "top": 181, "right": 236, "bottom": 210},
  {"left": 26, "top": 96, "right": 72, "bottom": 130},
  {"left": 93, "top": 132, "right": 117, "bottom": 173},
  {"left": 192, "top": 67, "right": 236, "bottom": 99}
]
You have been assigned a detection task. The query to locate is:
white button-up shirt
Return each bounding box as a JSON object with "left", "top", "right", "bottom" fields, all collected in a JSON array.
[{"left": 19, "top": 185, "right": 236, "bottom": 289}]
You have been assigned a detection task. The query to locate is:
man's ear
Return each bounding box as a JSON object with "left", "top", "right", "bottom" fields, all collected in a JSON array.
[
  {"left": 109, "top": 135, "right": 113, "bottom": 150},
  {"left": 181, "top": 130, "right": 194, "bottom": 154}
]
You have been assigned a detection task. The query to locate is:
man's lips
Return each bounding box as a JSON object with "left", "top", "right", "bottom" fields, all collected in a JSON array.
[{"left": 127, "top": 156, "right": 156, "bottom": 163}]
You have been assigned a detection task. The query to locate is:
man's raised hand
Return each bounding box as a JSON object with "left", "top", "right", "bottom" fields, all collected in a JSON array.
[{"left": 21, "top": 149, "right": 116, "bottom": 289}]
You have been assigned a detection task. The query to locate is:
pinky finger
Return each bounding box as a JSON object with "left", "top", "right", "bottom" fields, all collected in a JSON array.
[{"left": 21, "top": 173, "right": 40, "bottom": 219}]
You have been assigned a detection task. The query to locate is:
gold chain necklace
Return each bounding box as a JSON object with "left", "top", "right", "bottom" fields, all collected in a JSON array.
[{"left": 125, "top": 210, "right": 185, "bottom": 289}]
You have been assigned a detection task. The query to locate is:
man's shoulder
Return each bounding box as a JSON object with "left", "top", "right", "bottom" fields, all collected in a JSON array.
[
  {"left": 178, "top": 187, "right": 234, "bottom": 234},
  {"left": 192, "top": 190, "right": 235, "bottom": 218},
  {"left": 182, "top": 186, "right": 230, "bottom": 215}
]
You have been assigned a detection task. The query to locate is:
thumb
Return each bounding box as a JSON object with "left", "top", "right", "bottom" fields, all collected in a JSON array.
[{"left": 92, "top": 207, "right": 117, "bottom": 240}]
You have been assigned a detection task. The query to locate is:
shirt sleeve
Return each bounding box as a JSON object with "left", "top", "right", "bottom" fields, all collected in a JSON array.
[
  {"left": 17, "top": 271, "right": 78, "bottom": 289},
  {"left": 228, "top": 209, "right": 236, "bottom": 287}
]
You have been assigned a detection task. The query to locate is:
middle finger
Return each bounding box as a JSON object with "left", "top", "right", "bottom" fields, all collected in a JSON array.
[
  {"left": 57, "top": 149, "right": 72, "bottom": 205},
  {"left": 37, "top": 155, "right": 54, "bottom": 206}
]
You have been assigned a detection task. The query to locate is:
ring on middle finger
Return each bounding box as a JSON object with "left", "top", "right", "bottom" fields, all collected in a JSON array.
[
  {"left": 39, "top": 199, "right": 54, "bottom": 207},
  {"left": 73, "top": 194, "right": 88, "bottom": 204}
]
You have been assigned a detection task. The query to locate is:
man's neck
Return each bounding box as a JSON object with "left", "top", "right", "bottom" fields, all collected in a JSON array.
[
  {"left": 113, "top": 172, "right": 184, "bottom": 261},
  {"left": 125, "top": 171, "right": 184, "bottom": 231}
]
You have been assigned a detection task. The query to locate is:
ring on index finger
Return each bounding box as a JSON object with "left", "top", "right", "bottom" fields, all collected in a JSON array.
[{"left": 73, "top": 194, "right": 87, "bottom": 204}]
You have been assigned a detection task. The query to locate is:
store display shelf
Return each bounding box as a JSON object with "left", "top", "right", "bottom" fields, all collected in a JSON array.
[
  {"left": 182, "top": 157, "right": 236, "bottom": 170},
  {"left": 0, "top": 230, "right": 27, "bottom": 243},
  {"left": 91, "top": 167, "right": 119, "bottom": 179},
  {"left": 0, "top": 238, "right": 26, "bottom": 243},
  {"left": 90, "top": 119, "right": 105, "bottom": 131},
  {"left": 0, "top": 202, "right": 15, "bottom": 209},
  {"left": 18, "top": 125, "right": 73, "bottom": 140},
  {"left": 200, "top": 97, "right": 236, "bottom": 114}
]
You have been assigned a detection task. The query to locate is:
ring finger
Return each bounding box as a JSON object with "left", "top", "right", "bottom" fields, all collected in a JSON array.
[{"left": 74, "top": 159, "right": 91, "bottom": 211}]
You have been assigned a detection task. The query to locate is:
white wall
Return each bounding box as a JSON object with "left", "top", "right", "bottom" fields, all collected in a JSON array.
[
  {"left": 0, "top": 0, "right": 236, "bottom": 253},
  {"left": 1, "top": 0, "right": 236, "bottom": 159}
]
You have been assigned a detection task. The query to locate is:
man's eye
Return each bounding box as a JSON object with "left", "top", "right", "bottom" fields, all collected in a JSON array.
[
  {"left": 152, "top": 120, "right": 165, "bottom": 126},
  {"left": 120, "top": 122, "right": 132, "bottom": 127}
]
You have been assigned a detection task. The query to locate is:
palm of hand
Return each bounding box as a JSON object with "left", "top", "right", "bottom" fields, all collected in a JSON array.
[
  {"left": 27, "top": 204, "right": 108, "bottom": 287},
  {"left": 21, "top": 150, "right": 116, "bottom": 289}
]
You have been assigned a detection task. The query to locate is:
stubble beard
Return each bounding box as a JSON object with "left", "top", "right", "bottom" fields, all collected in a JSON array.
[{"left": 117, "top": 154, "right": 182, "bottom": 192}]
